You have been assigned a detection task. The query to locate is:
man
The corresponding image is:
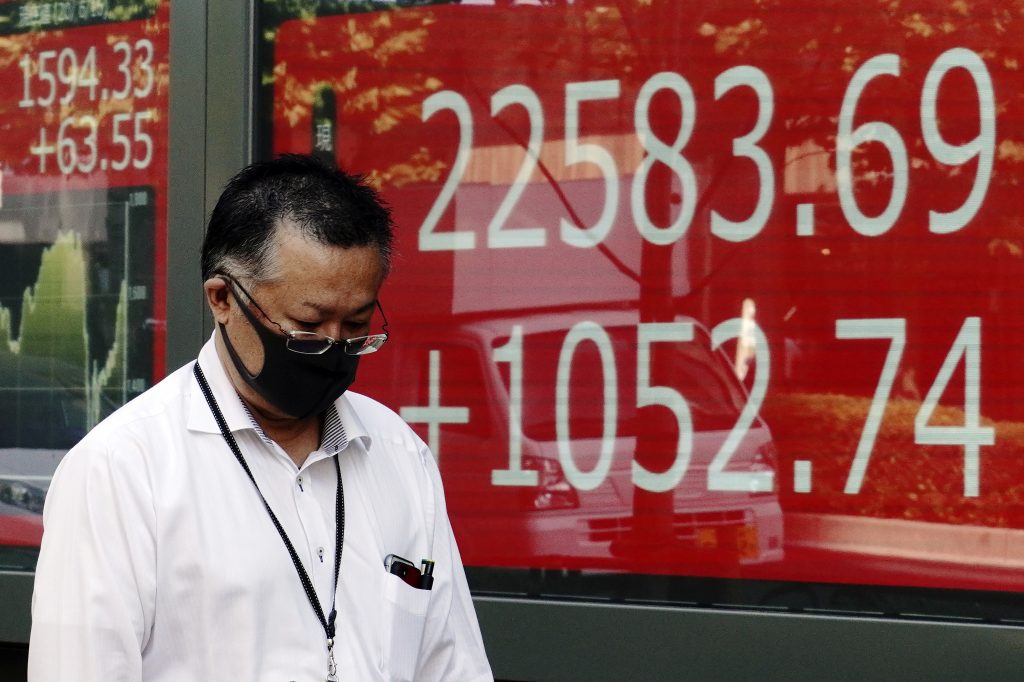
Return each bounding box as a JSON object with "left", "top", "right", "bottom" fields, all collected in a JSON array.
[{"left": 28, "top": 154, "right": 493, "bottom": 681}]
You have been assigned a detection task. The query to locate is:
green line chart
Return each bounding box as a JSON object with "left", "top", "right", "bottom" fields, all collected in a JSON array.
[{"left": 0, "top": 187, "right": 153, "bottom": 449}]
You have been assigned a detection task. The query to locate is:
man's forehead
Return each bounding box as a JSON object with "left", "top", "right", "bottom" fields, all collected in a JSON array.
[
  {"left": 296, "top": 297, "right": 377, "bottom": 318},
  {"left": 256, "top": 229, "right": 383, "bottom": 311}
]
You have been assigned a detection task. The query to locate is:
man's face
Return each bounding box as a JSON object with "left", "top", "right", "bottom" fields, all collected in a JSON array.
[{"left": 205, "top": 222, "right": 386, "bottom": 420}]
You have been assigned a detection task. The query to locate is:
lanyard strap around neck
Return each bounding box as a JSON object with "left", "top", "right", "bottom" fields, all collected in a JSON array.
[{"left": 193, "top": 363, "right": 344, "bottom": 644}]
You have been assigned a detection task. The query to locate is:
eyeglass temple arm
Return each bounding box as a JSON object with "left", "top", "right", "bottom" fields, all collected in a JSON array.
[
  {"left": 220, "top": 274, "right": 292, "bottom": 334},
  {"left": 376, "top": 299, "right": 389, "bottom": 335}
]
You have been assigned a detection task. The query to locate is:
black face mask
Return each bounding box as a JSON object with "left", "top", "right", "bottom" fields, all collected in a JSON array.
[{"left": 220, "top": 294, "right": 360, "bottom": 420}]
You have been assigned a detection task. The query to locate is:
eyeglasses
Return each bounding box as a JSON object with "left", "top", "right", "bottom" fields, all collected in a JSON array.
[{"left": 219, "top": 274, "right": 389, "bottom": 356}]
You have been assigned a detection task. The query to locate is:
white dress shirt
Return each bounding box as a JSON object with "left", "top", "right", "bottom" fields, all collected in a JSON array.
[{"left": 28, "top": 338, "right": 493, "bottom": 681}]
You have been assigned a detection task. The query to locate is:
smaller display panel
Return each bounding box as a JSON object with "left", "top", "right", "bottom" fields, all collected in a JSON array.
[{"left": 0, "top": 0, "right": 168, "bottom": 569}]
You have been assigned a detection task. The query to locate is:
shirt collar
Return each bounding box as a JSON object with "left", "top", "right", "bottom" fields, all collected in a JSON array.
[
  {"left": 236, "top": 396, "right": 348, "bottom": 454},
  {"left": 187, "top": 336, "right": 257, "bottom": 436},
  {"left": 188, "top": 334, "right": 372, "bottom": 454}
]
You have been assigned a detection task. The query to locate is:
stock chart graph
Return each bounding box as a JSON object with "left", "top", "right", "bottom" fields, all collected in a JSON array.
[{"left": 0, "top": 187, "right": 153, "bottom": 555}]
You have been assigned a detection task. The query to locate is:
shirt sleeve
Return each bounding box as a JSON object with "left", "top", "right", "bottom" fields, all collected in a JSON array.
[
  {"left": 28, "top": 435, "right": 157, "bottom": 682},
  {"left": 414, "top": 443, "right": 494, "bottom": 682}
]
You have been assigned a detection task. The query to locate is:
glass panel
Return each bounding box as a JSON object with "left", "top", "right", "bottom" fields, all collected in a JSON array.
[
  {"left": 257, "top": 0, "right": 1024, "bottom": 614},
  {"left": 0, "top": 0, "right": 169, "bottom": 571}
]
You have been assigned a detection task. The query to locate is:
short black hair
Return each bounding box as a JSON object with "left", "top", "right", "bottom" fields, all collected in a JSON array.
[{"left": 201, "top": 154, "right": 394, "bottom": 282}]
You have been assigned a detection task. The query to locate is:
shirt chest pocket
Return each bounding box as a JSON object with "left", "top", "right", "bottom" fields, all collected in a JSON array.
[{"left": 381, "top": 573, "right": 431, "bottom": 682}]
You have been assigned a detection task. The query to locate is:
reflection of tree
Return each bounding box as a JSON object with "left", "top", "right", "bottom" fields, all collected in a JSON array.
[
  {"left": 263, "top": 0, "right": 1024, "bottom": 328},
  {"left": 265, "top": 5, "right": 440, "bottom": 185},
  {"left": 263, "top": 0, "right": 1024, "bottom": 205},
  {"left": 263, "top": 1, "right": 648, "bottom": 186},
  {"left": 764, "top": 391, "right": 1024, "bottom": 527},
  {"left": 698, "top": 0, "right": 1024, "bottom": 261}
]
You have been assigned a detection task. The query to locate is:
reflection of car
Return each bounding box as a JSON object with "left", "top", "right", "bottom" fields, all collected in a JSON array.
[
  {"left": 0, "top": 352, "right": 93, "bottom": 565},
  {"left": 360, "top": 309, "right": 783, "bottom": 572},
  {"left": 0, "top": 478, "right": 46, "bottom": 514},
  {"left": 0, "top": 448, "right": 62, "bottom": 569}
]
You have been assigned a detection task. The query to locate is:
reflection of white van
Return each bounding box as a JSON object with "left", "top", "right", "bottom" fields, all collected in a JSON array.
[
  {"left": 0, "top": 448, "right": 62, "bottom": 555},
  {"left": 363, "top": 309, "right": 784, "bottom": 571}
]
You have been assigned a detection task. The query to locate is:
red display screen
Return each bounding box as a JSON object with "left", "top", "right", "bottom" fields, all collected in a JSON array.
[
  {"left": 263, "top": 0, "right": 1024, "bottom": 593},
  {"left": 0, "top": 0, "right": 168, "bottom": 556}
]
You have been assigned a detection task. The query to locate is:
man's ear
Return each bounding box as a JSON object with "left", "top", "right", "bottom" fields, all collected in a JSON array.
[{"left": 203, "top": 277, "right": 232, "bottom": 325}]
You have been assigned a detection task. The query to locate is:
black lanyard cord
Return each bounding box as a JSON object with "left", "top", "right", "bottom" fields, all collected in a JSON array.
[{"left": 193, "top": 363, "right": 344, "bottom": 641}]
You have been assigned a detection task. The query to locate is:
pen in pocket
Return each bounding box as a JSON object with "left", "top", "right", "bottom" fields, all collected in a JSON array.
[{"left": 384, "top": 554, "right": 435, "bottom": 590}]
